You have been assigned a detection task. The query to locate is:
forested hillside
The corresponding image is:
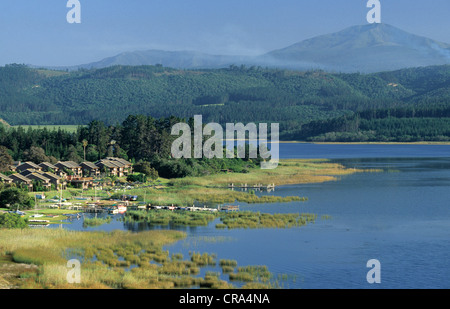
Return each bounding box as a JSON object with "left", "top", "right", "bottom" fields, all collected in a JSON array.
[{"left": 1, "top": 63, "right": 450, "bottom": 141}]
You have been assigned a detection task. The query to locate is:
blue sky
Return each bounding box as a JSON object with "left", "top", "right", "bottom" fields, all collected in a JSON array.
[{"left": 1, "top": 0, "right": 450, "bottom": 66}]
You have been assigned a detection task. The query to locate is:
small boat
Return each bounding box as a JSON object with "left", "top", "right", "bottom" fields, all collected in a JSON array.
[
  {"left": 117, "top": 205, "right": 127, "bottom": 214},
  {"left": 9, "top": 210, "right": 26, "bottom": 217},
  {"left": 108, "top": 208, "right": 119, "bottom": 215},
  {"left": 30, "top": 214, "right": 44, "bottom": 218}
]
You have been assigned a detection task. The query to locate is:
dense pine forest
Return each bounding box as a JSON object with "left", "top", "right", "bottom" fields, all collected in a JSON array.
[{"left": 1, "top": 63, "right": 450, "bottom": 142}]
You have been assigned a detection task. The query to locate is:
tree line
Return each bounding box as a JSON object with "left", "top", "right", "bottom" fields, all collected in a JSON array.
[
  {"left": 285, "top": 105, "right": 450, "bottom": 142},
  {"left": 0, "top": 114, "right": 263, "bottom": 179}
]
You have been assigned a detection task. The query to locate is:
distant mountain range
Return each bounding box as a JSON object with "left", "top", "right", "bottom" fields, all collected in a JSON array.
[{"left": 47, "top": 23, "right": 450, "bottom": 73}]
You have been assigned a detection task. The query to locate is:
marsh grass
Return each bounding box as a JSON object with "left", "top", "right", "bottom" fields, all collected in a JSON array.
[
  {"left": 190, "top": 252, "right": 217, "bottom": 267},
  {"left": 219, "top": 259, "right": 238, "bottom": 267},
  {"left": 124, "top": 210, "right": 317, "bottom": 229},
  {"left": 82, "top": 217, "right": 112, "bottom": 228},
  {"left": 229, "top": 265, "right": 272, "bottom": 283},
  {"left": 126, "top": 209, "right": 317, "bottom": 230},
  {"left": 125, "top": 210, "right": 219, "bottom": 227},
  {"left": 190, "top": 189, "right": 307, "bottom": 204},
  {"left": 219, "top": 212, "right": 317, "bottom": 229},
  {"left": 220, "top": 259, "right": 238, "bottom": 274},
  {"left": 0, "top": 227, "right": 284, "bottom": 289}
]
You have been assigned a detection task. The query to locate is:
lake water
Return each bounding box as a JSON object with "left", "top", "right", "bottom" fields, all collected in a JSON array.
[{"left": 53, "top": 143, "right": 450, "bottom": 289}]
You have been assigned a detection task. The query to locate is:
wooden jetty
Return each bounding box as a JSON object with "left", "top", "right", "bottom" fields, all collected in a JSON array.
[
  {"left": 29, "top": 224, "right": 50, "bottom": 227},
  {"left": 28, "top": 219, "right": 50, "bottom": 223},
  {"left": 147, "top": 205, "right": 219, "bottom": 213},
  {"left": 218, "top": 205, "right": 240, "bottom": 212},
  {"left": 84, "top": 207, "right": 106, "bottom": 213},
  {"left": 228, "top": 183, "right": 275, "bottom": 192}
]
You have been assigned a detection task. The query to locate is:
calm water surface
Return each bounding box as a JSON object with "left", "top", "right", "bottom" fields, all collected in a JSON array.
[{"left": 54, "top": 144, "right": 450, "bottom": 289}]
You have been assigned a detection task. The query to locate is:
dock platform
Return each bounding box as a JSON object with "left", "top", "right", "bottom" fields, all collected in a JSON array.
[
  {"left": 218, "top": 205, "right": 240, "bottom": 212},
  {"left": 228, "top": 183, "right": 275, "bottom": 192}
]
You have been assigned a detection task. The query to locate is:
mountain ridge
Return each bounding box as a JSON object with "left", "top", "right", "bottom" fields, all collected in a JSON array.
[{"left": 34, "top": 23, "right": 450, "bottom": 73}]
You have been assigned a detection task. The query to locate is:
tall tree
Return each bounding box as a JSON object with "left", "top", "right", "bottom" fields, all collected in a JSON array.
[
  {"left": 0, "top": 146, "right": 13, "bottom": 172},
  {"left": 22, "top": 146, "right": 49, "bottom": 164},
  {"left": 82, "top": 139, "right": 88, "bottom": 161},
  {"left": 0, "top": 187, "right": 34, "bottom": 210}
]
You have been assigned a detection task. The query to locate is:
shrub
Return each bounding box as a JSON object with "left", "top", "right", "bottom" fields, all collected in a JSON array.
[
  {"left": 0, "top": 187, "right": 34, "bottom": 210},
  {"left": 0, "top": 213, "right": 28, "bottom": 229}
]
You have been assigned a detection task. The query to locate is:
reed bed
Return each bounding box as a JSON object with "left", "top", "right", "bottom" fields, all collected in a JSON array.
[
  {"left": 190, "top": 252, "right": 217, "bottom": 267},
  {"left": 229, "top": 265, "right": 272, "bottom": 283},
  {"left": 218, "top": 212, "right": 317, "bottom": 230},
  {"left": 0, "top": 228, "right": 282, "bottom": 289},
  {"left": 189, "top": 189, "right": 307, "bottom": 204},
  {"left": 82, "top": 217, "right": 112, "bottom": 228},
  {"left": 125, "top": 209, "right": 318, "bottom": 230},
  {"left": 124, "top": 210, "right": 219, "bottom": 227}
]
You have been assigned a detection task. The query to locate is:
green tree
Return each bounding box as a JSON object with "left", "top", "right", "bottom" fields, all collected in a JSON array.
[
  {"left": 0, "top": 187, "right": 34, "bottom": 210},
  {"left": 82, "top": 139, "right": 88, "bottom": 161},
  {"left": 133, "top": 161, "right": 159, "bottom": 181},
  {"left": 0, "top": 146, "right": 13, "bottom": 172},
  {"left": 22, "top": 146, "right": 49, "bottom": 164},
  {"left": 86, "top": 145, "right": 100, "bottom": 162},
  {"left": 127, "top": 173, "right": 147, "bottom": 183},
  {"left": 0, "top": 213, "right": 28, "bottom": 229},
  {"left": 65, "top": 145, "right": 82, "bottom": 163}
]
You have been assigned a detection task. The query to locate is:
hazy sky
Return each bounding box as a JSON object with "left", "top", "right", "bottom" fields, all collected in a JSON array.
[{"left": 2, "top": 0, "right": 450, "bottom": 66}]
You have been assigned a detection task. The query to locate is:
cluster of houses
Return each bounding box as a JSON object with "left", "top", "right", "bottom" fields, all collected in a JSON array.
[{"left": 0, "top": 157, "right": 133, "bottom": 192}]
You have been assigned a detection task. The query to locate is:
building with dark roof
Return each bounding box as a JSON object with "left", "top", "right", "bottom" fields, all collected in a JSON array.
[
  {"left": 106, "top": 157, "right": 133, "bottom": 174},
  {"left": 42, "top": 172, "right": 67, "bottom": 189},
  {"left": 80, "top": 162, "right": 101, "bottom": 177},
  {"left": 95, "top": 159, "right": 124, "bottom": 177},
  {"left": 25, "top": 173, "right": 52, "bottom": 190},
  {"left": 38, "top": 162, "right": 59, "bottom": 172},
  {"left": 55, "top": 161, "right": 82, "bottom": 177},
  {"left": 16, "top": 162, "right": 42, "bottom": 173},
  {"left": 9, "top": 173, "right": 33, "bottom": 191},
  {"left": 0, "top": 173, "right": 13, "bottom": 184}
]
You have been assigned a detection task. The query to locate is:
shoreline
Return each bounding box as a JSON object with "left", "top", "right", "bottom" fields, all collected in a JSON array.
[
  {"left": 225, "top": 140, "right": 450, "bottom": 145},
  {"left": 278, "top": 141, "right": 450, "bottom": 145}
]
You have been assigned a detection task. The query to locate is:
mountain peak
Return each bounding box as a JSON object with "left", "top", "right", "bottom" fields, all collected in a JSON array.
[{"left": 266, "top": 23, "right": 450, "bottom": 72}]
